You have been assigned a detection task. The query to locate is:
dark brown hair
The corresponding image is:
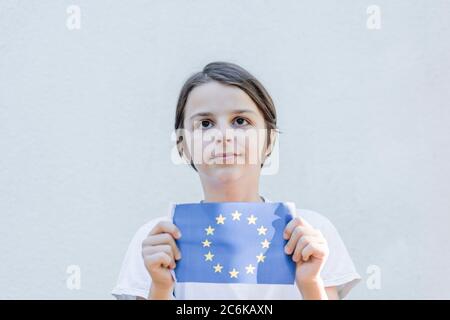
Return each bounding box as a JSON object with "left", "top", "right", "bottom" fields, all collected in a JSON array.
[{"left": 175, "top": 61, "right": 278, "bottom": 171}]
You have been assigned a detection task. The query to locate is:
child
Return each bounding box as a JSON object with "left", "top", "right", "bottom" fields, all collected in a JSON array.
[{"left": 112, "top": 62, "right": 360, "bottom": 300}]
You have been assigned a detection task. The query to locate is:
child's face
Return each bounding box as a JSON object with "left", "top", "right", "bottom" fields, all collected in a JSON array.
[{"left": 181, "top": 81, "right": 271, "bottom": 182}]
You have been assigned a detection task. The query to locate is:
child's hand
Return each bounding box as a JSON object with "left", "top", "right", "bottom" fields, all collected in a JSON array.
[
  {"left": 142, "top": 221, "right": 182, "bottom": 292},
  {"left": 283, "top": 216, "right": 329, "bottom": 288}
]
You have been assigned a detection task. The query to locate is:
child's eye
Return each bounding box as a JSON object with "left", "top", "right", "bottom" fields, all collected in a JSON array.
[
  {"left": 201, "top": 120, "right": 213, "bottom": 129},
  {"left": 233, "top": 117, "right": 250, "bottom": 127}
]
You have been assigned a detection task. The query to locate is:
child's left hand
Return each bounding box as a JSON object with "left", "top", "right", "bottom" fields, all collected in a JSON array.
[{"left": 283, "top": 216, "right": 329, "bottom": 287}]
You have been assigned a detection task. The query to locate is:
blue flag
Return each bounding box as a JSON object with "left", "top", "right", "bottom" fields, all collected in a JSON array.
[{"left": 172, "top": 202, "right": 296, "bottom": 284}]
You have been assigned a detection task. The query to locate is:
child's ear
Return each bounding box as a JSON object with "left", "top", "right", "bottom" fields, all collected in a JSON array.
[
  {"left": 176, "top": 135, "right": 191, "bottom": 163},
  {"left": 176, "top": 135, "right": 185, "bottom": 159},
  {"left": 264, "top": 129, "right": 278, "bottom": 158}
]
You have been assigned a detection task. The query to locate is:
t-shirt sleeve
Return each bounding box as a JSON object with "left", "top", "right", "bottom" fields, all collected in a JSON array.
[
  {"left": 111, "top": 205, "right": 175, "bottom": 300},
  {"left": 111, "top": 222, "right": 155, "bottom": 300},
  {"left": 318, "top": 216, "right": 361, "bottom": 299}
]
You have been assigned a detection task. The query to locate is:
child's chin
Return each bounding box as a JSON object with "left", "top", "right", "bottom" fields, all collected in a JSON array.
[{"left": 208, "top": 165, "right": 244, "bottom": 181}]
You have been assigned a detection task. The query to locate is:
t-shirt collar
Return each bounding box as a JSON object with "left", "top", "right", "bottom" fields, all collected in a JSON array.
[{"left": 200, "top": 195, "right": 268, "bottom": 203}]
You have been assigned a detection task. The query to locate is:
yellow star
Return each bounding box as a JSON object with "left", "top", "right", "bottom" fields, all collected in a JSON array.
[
  {"left": 229, "top": 268, "right": 239, "bottom": 278},
  {"left": 204, "top": 251, "right": 214, "bottom": 261},
  {"left": 216, "top": 214, "right": 226, "bottom": 224},
  {"left": 205, "top": 225, "right": 215, "bottom": 235},
  {"left": 231, "top": 210, "right": 242, "bottom": 221},
  {"left": 202, "top": 239, "right": 212, "bottom": 247},
  {"left": 256, "top": 253, "right": 266, "bottom": 263},
  {"left": 261, "top": 239, "right": 271, "bottom": 249},
  {"left": 257, "top": 225, "right": 268, "bottom": 235},
  {"left": 245, "top": 264, "right": 256, "bottom": 274},
  {"left": 213, "top": 263, "right": 223, "bottom": 273},
  {"left": 247, "top": 214, "right": 257, "bottom": 225}
]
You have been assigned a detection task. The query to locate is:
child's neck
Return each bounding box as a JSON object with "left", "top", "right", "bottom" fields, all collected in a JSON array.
[
  {"left": 202, "top": 194, "right": 264, "bottom": 203},
  {"left": 201, "top": 180, "right": 263, "bottom": 203}
]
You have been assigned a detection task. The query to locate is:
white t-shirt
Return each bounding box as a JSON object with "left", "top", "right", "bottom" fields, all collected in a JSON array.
[{"left": 112, "top": 198, "right": 361, "bottom": 300}]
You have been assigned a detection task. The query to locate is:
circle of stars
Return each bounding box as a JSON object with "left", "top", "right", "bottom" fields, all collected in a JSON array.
[{"left": 201, "top": 210, "right": 271, "bottom": 280}]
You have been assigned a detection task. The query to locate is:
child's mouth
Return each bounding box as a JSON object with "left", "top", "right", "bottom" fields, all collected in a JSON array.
[{"left": 212, "top": 153, "right": 241, "bottom": 160}]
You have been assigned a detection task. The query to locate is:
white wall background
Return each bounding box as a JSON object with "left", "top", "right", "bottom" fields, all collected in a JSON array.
[{"left": 1, "top": 0, "right": 449, "bottom": 299}]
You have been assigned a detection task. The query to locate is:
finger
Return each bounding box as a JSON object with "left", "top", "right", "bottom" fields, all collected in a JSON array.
[
  {"left": 143, "top": 233, "right": 182, "bottom": 260},
  {"left": 143, "top": 244, "right": 176, "bottom": 267},
  {"left": 283, "top": 216, "right": 312, "bottom": 240},
  {"left": 283, "top": 218, "right": 301, "bottom": 240},
  {"left": 144, "top": 251, "right": 173, "bottom": 270},
  {"left": 284, "top": 226, "right": 308, "bottom": 254},
  {"left": 149, "top": 221, "right": 182, "bottom": 239},
  {"left": 301, "top": 242, "right": 328, "bottom": 262},
  {"left": 292, "top": 235, "right": 313, "bottom": 262},
  {"left": 284, "top": 225, "right": 320, "bottom": 254}
]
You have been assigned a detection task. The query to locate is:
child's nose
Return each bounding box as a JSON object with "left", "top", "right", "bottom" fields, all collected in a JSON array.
[
  {"left": 215, "top": 132, "right": 233, "bottom": 144},
  {"left": 215, "top": 123, "right": 234, "bottom": 143}
]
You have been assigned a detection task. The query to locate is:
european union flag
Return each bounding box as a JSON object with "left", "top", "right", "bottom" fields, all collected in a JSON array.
[{"left": 172, "top": 202, "right": 296, "bottom": 284}]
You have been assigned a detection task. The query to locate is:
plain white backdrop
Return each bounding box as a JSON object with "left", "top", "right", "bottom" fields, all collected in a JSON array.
[{"left": 1, "top": 0, "right": 449, "bottom": 299}]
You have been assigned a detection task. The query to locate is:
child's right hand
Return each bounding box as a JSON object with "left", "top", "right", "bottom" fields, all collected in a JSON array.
[{"left": 142, "top": 221, "right": 182, "bottom": 292}]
